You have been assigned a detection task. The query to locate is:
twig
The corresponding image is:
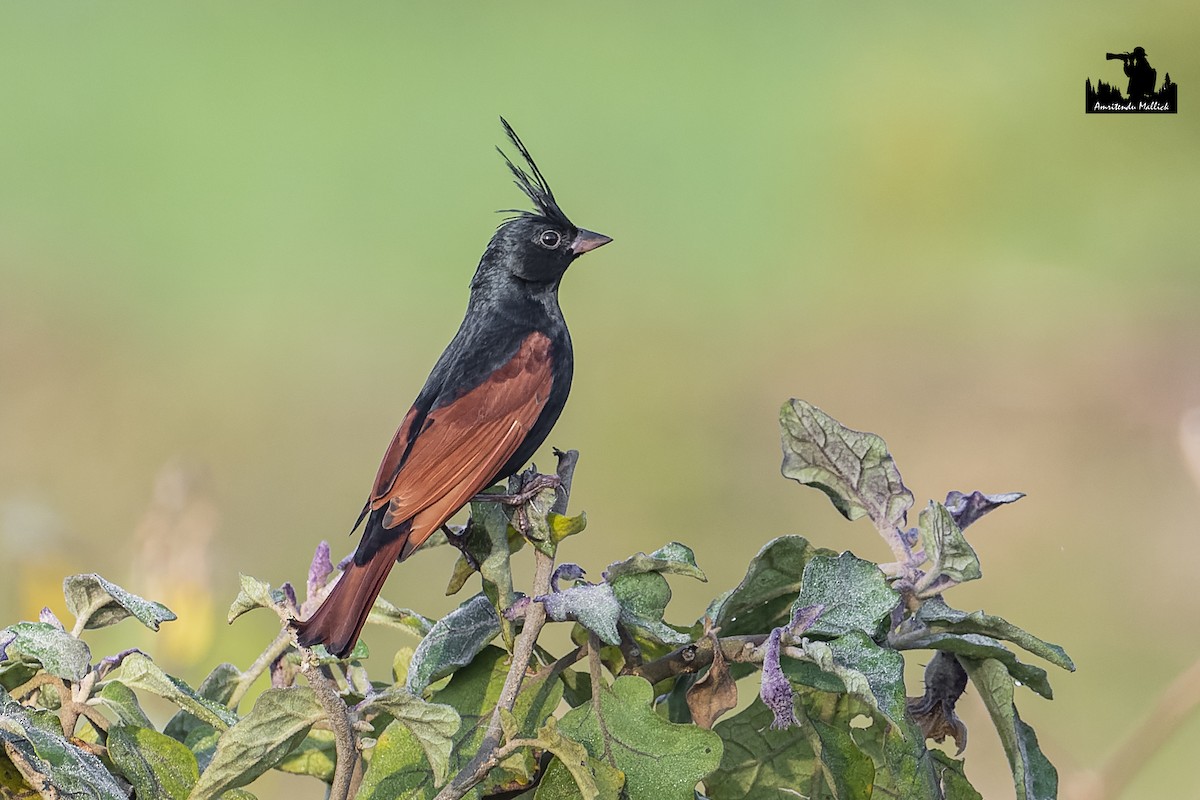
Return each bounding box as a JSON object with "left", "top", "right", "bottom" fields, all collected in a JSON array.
[
  {"left": 434, "top": 449, "right": 578, "bottom": 800},
  {"left": 631, "top": 634, "right": 769, "bottom": 686},
  {"left": 300, "top": 652, "right": 358, "bottom": 800},
  {"left": 69, "top": 596, "right": 112, "bottom": 638},
  {"left": 227, "top": 628, "right": 293, "bottom": 709},
  {"left": 586, "top": 633, "right": 615, "bottom": 767}
]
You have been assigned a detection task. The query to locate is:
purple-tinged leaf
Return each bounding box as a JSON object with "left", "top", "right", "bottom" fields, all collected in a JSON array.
[
  {"left": 759, "top": 628, "right": 797, "bottom": 730},
  {"left": 789, "top": 604, "right": 826, "bottom": 637},
  {"left": 551, "top": 563, "right": 586, "bottom": 592},
  {"left": 39, "top": 608, "right": 65, "bottom": 631},
  {"left": 0, "top": 629, "right": 15, "bottom": 660},
  {"left": 95, "top": 648, "right": 147, "bottom": 681},
  {"left": 945, "top": 491, "right": 1025, "bottom": 530},
  {"left": 780, "top": 399, "right": 914, "bottom": 531}
]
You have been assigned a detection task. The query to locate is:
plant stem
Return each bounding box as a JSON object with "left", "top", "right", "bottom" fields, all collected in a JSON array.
[
  {"left": 300, "top": 653, "right": 358, "bottom": 800},
  {"left": 227, "top": 628, "right": 293, "bottom": 709},
  {"left": 434, "top": 449, "right": 578, "bottom": 800}
]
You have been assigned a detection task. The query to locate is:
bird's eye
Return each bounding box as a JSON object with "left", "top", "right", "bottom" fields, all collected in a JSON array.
[{"left": 537, "top": 230, "right": 562, "bottom": 249}]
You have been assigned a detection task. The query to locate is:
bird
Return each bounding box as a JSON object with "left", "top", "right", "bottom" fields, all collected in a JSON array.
[{"left": 293, "top": 118, "right": 611, "bottom": 657}]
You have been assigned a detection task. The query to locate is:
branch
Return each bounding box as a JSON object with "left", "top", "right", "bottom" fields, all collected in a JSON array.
[
  {"left": 434, "top": 449, "right": 578, "bottom": 800},
  {"left": 631, "top": 634, "right": 769, "bottom": 686},
  {"left": 300, "top": 651, "right": 358, "bottom": 800}
]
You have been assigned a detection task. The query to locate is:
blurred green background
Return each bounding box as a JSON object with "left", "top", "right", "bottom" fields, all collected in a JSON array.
[{"left": 1, "top": 2, "right": 1198, "bottom": 797}]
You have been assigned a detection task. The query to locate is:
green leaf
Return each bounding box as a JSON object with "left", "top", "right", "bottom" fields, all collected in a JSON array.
[
  {"left": 535, "top": 751, "right": 624, "bottom": 800},
  {"left": 226, "top": 575, "right": 286, "bottom": 624},
  {"left": 95, "top": 680, "right": 155, "bottom": 728},
  {"left": 368, "top": 598, "right": 435, "bottom": 639},
  {"left": 0, "top": 622, "right": 90, "bottom": 682},
  {"left": 188, "top": 687, "right": 324, "bottom": 800},
  {"left": 275, "top": 729, "right": 335, "bottom": 783},
  {"left": 780, "top": 399, "right": 914, "bottom": 530},
  {"left": 916, "top": 598, "right": 1075, "bottom": 672},
  {"left": 794, "top": 552, "right": 898, "bottom": 638},
  {"left": 548, "top": 510, "right": 588, "bottom": 544},
  {"left": 107, "top": 724, "right": 199, "bottom": 800},
  {"left": 790, "top": 634, "right": 907, "bottom": 728},
  {"left": 63, "top": 573, "right": 177, "bottom": 632},
  {"left": 930, "top": 750, "right": 984, "bottom": 799},
  {"left": 0, "top": 657, "right": 40, "bottom": 692},
  {"left": 709, "top": 695, "right": 873, "bottom": 800},
  {"left": 710, "top": 536, "right": 834, "bottom": 637},
  {"left": 893, "top": 630, "right": 1054, "bottom": 699},
  {"left": 405, "top": 594, "right": 501, "bottom": 694},
  {"left": 917, "top": 501, "right": 981, "bottom": 588},
  {"left": 435, "top": 648, "right": 564, "bottom": 795},
  {"left": 0, "top": 689, "right": 127, "bottom": 799},
  {"left": 959, "top": 658, "right": 1057, "bottom": 800},
  {"left": 184, "top": 725, "right": 221, "bottom": 773},
  {"left": 604, "top": 542, "right": 707, "bottom": 583},
  {"left": 355, "top": 719, "right": 434, "bottom": 799},
  {"left": 500, "top": 711, "right": 603, "bottom": 798},
  {"left": 557, "top": 676, "right": 721, "bottom": 800},
  {"left": 164, "top": 663, "right": 242, "bottom": 741},
  {"left": 541, "top": 583, "right": 622, "bottom": 646},
  {"left": 359, "top": 687, "right": 460, "bottom": 783},
  {"left": 120, "top": 653, "right": 238, "bottom": 731}
]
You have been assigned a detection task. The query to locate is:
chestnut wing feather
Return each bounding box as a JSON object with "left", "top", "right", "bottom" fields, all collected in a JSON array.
[{"left": 369, "top": 332, "right": 553, "bottom": 532}]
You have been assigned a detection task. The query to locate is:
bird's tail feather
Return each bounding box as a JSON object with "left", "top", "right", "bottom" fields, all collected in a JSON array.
[{"left": 292, "top": 535, "right": 407, "bottom": 658}]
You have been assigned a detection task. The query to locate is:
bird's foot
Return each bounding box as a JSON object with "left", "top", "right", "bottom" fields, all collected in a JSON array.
[
  {"left": 470, "top": 473, "right": 562, "bottom": 506},
  {"left": 440, "top": 524, "right": 480, "bottom": 571}
]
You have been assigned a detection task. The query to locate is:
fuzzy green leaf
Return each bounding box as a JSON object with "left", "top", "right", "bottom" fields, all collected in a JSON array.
[
  {"left": 894, "top": 630, "right": 1054, "bottom": 699},
  {"left": 63, "top": 573, "right": 176, "bottom": 632},
  {"left": 95, "top": 680, "right": 155, "bottom": 728},
  {"left": 541, "top": 583, "right": 623, "bottom": 645},
  {"left": 188, "top": 687, "right": 323, "bottom": 800},
  {"left": 355, "top": 719, "right": 433, "bottom": 799},
  {"left": 916, "top": 598, "right": 1074, "bottom": 672},
  {"left": 604, "top": 542, "right": 706, "bottom": 583},
  {"left": 0, "top": 622, "right": 90, "bottom": 682},
  {"left": 107, "top": 724, "right": 199, "bottom": 800},
  {"left": 121, "top": 653, "right": 238, "bottom": 731},
  {"left": 368, "top": 598, "right": 435, "bottom": 638},
  {"left": 164, "top": 663, "right": 242, "bottom": 741},
  {"left": 360, "top": 687, "right": 459, "bottom": 783},
  {"left": 794, "top": 552, "right": 898, "bottom": 638},
  {"left": 959, "top": 658, "right": 1057, "bottom": 800},
  {"left": 557, "top": 676, "right": 721, "bottom": 800},
  {"left": 710, "top": 536, "right": 834, "bottom": 637},
  {"left": 0, "top": 689, "right": 127, "bottom": 799},
  {"left": 918, "top": 502, "right": 981, "bottom": 586},
  {"left": 275, "top": 729, "right": 336, "bottom": 783},
  {"left": 405, "top": 594, "right": 500, "bottom": 694},
  {"left": 226, "top": 575, "right": 286, "bottom": 624},
  {"left": 790, "top": 634, "right": 907, "bottom": 728},
  {"left": 709, "top": 695, "right": 874, "bottom": 800},
  {"left": 780, "top": 399, "right": 914, "bottom": 529}
]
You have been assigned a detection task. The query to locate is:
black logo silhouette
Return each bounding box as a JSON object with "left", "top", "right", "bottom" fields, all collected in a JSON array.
[{"left": 1086, "top": 46, "right": 1177, "bottom": 113}]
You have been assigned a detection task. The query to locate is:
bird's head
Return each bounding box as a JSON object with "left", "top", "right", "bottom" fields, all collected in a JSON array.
[{"left": 483, "top": 118, "right": 611, "bottom": 286}]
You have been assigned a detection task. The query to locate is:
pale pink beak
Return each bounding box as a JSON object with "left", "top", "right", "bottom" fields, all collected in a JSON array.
[{"left": 570, "top": 229, "right": 613, "bottom": 255}]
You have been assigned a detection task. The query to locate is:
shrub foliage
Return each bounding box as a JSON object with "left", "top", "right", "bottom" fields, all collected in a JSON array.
[{"left": 0, "top": 399, "right": 1072, "bottom": 799}]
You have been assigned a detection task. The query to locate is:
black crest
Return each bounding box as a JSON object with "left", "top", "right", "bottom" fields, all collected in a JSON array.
[{"left": 497, "top": 117, "right": 573, "bottom": 229}]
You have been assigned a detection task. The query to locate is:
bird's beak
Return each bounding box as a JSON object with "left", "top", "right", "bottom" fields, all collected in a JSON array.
[{"left": 570, "top": 229, "right": 613, "bottom": 255}]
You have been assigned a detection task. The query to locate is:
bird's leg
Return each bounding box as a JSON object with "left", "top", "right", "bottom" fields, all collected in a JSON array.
[{"left": 440, "top": 524, "right": 480, "bottom": 572}]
